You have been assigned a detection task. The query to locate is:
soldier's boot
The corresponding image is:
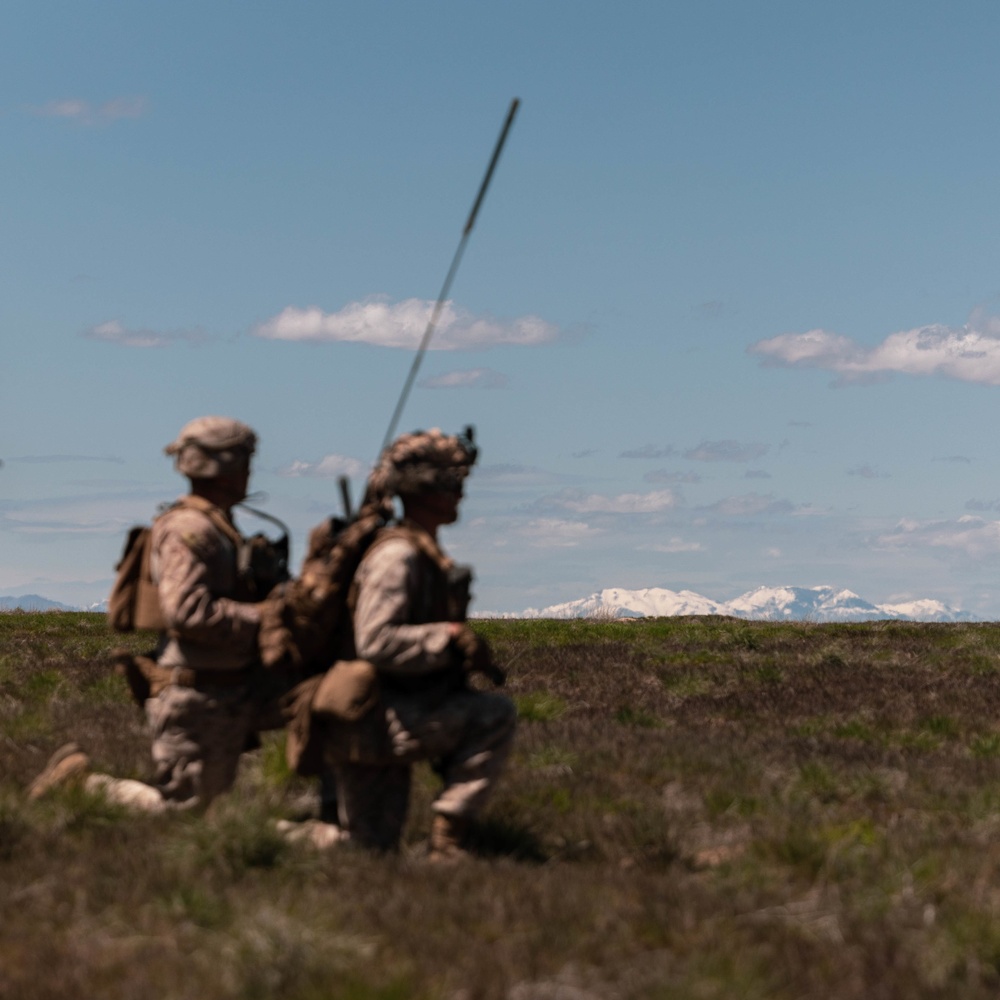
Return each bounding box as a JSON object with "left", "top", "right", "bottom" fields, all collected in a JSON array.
[
  {"left": 27, "top": 742, "right": 91, "bottom": 800},
  {"left": 428, "top": 813, "right": 471, "bottom": 862}
]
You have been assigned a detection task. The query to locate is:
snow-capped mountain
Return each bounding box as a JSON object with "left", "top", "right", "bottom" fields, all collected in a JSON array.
[
  {"left": 479, "top": 585, "right": 977, "bottom": 623},
  {"left": 2, "top": 586, "right": 978, "bottom": 623}
]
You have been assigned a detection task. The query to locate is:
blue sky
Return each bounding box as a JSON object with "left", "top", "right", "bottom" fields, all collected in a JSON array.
[{"left": 4, "top": 1, "right": 1000, "bottom": 615}]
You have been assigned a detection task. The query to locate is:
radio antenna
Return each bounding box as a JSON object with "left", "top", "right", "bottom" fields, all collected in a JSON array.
[{"left": 379, "top": 98, "right": 520, "bottom": 454}]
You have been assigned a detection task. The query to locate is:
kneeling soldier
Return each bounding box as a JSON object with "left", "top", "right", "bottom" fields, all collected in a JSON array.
[
  {"left": 324, "top": 428, "right": 516, "bottom": 858},
  {"left": 30, "top": 416, "right": 275, "bottom": 812}
]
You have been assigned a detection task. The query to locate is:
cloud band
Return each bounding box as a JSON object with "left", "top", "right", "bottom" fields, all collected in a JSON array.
[{"left": 252, "top": 297, "right": 560, "bottom": 351}]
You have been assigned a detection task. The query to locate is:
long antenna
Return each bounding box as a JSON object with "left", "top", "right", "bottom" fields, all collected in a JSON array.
[{"left": 379, "top": 98, "right": 520, "bottom": 454}]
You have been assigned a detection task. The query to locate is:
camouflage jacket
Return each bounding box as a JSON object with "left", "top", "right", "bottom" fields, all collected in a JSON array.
[
  {"left": 150, "top": 496, "right": 260, "bottom": 672},
  {"left": 351, "top": 523, "right": 458, "bottom": 681}
]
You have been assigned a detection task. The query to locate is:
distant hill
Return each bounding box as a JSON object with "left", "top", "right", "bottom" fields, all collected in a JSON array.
[
  {"left": 0, "top": 594, "right": 79, "bottom": 612},
  {"left": 477, "top": 584, "right": 980, "bottom": 623}
]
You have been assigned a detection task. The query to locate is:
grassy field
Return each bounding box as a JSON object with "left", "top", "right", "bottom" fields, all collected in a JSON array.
[{"left": 4, "top": 611, "right": 1000, "bottom": 998}]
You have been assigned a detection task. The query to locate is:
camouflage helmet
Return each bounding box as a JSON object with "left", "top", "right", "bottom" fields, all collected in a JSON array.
[
  {"left": 368, "top": 426, "right": 477, "bottom": 499},
  {"left": 164, "top": 416, "right": 257, "bottom": 479}
]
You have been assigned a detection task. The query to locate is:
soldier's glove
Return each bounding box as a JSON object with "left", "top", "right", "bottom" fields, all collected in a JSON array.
[{"left": 451, "top": 625, "right": 506, "bottom": 688}]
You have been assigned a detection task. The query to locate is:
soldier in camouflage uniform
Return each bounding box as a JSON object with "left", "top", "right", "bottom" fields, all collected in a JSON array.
[
  {"left": 29, "top": 416, "right": 271, "bottom": 812},
  {"left": 324, "top": 428, "right": 516, "bottom": 858}
]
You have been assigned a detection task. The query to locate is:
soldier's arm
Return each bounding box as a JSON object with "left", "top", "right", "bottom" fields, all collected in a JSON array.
[
  {"left": 153, "top": 510, "right": 260, "bottom": 652},
  {"left": 353, "top": 539, "right": 455, "bottom": 675}
]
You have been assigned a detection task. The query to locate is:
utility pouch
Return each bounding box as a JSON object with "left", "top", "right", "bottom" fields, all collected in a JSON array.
[
  {"left": 446, "top": 564, "right": 473, "bottom": 622},
  {"left": 312, "top": 659, "right": 380, "bottom": 722},
  {"left": 108, "top": 527, "right": 166, "bottom": 632},
  {"left": 283, "top": 674, "right": 325, "bottom": 777}
]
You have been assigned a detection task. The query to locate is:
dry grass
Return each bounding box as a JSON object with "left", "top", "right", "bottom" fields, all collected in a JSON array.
[{"left": 4, "top": 611, "right": 1000, "bottom": 997}]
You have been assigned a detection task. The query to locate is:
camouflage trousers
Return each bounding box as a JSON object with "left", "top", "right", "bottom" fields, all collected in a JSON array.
[
  {"left": 88, "top": 682, "right": 260, "bottom": 813},
  {"left": 325, "top": 688, "right": 516, "bottom": 851}
]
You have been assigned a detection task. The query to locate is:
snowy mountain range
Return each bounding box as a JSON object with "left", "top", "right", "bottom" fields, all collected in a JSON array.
[
  {"left": 478, "top": 585, "right": 980, "bottom": 623},
  {"left": 0, "top": 585, "right": 982, "bottom": 623}
]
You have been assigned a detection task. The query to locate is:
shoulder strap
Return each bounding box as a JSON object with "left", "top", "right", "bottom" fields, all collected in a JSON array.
[
  {"left": 364, "top": 520, "right": 454, "bottom": 575},
  {"left": 167, "top": 495, "right": 245, "bottom": 551}
]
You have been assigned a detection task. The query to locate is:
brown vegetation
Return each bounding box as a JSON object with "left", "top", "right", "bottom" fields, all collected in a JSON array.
[{"left": 4, "top": 611, "right": 1000, "bottom": 997}]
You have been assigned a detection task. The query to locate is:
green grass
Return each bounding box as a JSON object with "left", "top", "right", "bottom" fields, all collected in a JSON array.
[
  {"left": 9, "top": 612, "right": 1000, "bottom": 996},
  {"left": 514, "top": 690, "right": 567, "bottom": 721}
]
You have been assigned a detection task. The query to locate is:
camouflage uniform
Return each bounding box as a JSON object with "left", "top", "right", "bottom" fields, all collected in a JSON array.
[
  {"left": 324, "top": 429, "right": 516, "bottom": 852},
  {"left": 80, "top": 418, "right": 267, "bottom": 812}
]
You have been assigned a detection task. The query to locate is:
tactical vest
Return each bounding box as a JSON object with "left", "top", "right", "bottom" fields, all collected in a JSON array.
[{"left": 348, "top": 520, "right": 458, "bottom": 625}]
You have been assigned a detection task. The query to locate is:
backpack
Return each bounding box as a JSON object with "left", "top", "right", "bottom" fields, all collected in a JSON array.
[
  {"left": 256, "top": 504, "right": 389, "bottom": 672},
  {"left": 107, "top": 524, "right": 164, "bottom": 632},
  {"left": 107, "top": 498, "right": 290, "bottom": 633}
]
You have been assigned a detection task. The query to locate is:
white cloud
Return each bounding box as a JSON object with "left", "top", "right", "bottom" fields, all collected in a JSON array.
[
  {"left": 876, "top": 515, "right": 1000, "bottom": 558},
  {"left": 703, "top": 492, "right": 796, "bottom": 517},
  {"left": 419, "top": 368, "right": 509, "bottom": 389},
  {"left": 84, "top": 320, "right": 207, "bottom": 349},
  {"left": 517, "top": 518, "right": 600, "bottom": 547},
  {"left": 538, "top": 488, "right": 678, "bottom": 514},
  {"left": 251, "top": 297, "right": 561, "bottom": 351},
  {"left": 278, "top": 454, "right": 367, "bottom": 478},
  {"left": 647, "top": 537, "right": 703, "bottom": 553},
  {"left": 684, "top": 440, "right": 769, "bottom": 463},
  {"left": 749, "top": 313, "right": 1000, "bottom": 386},
  {"left": 30, "top": 96, "right": 148, "bottom": 124}
]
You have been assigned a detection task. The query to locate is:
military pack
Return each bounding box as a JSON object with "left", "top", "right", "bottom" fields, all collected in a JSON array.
[
  {"left": 107, "top": 497, "right": 289, "bottom": 633},
  {"left": 256, "top": 506, "right": 388, "bottom": 672},
  {"left": 107, "top": 524, "right": 165, "bottom": 632}
]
